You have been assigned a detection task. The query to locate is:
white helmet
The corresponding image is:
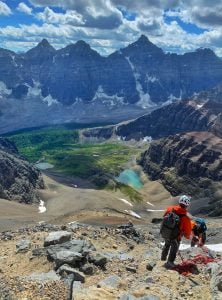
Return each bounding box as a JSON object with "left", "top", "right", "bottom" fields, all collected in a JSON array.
[{"left": 178, "top": 195, "right": 191, "bottom": 207}]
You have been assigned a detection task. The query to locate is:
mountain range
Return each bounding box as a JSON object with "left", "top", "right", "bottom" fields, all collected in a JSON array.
[
  {"left": 1, "top": 35, "right": 222, "bottom": 133},
  {"left": 83, "top": 85, "right": 222, "bottom": 215}
]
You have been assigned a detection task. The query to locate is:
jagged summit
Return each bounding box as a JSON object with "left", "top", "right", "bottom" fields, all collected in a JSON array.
[
  {"left": 75, "top": 40, "right": 91, "bottom": 48},
  {"left": 25, "top": 39, "right": 55, "bottom": 57},
  {"left": 59, "top": 39, "right": 100, "bottom": 58},
  {"left": 137, "top": 34, "right": 150, "bottom": 43},
  {"left": 194, "top": 47, "right": 219, "bottom": 58},
  {"left": 123, "top": 34, "right": 164, "bottom": 56},
  {"left": 37, "top": 39, "right": 54, "bottom": 49}
]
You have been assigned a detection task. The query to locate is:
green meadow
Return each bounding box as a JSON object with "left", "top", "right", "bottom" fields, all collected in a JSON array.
[{"left": 7, "top": 126, "right": 143, "bottom": 202}]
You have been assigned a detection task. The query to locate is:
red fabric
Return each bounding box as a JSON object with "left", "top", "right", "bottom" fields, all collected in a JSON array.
[
  {"left": 173, "top": 254, "right": 217, "bottom": 276},
  {"left": 164, "top": 205, "right": 192, "bottom": 239}
]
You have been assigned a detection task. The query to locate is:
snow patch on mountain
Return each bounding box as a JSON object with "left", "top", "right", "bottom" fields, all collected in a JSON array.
[
  {"left": 43, "top": 95, "right": 59, "bottom": 107},
  {"left": 0, "top": 82, "right": 11, "bottom": 99},
  {"left": 27, "top": 81, "right": 42, "bottom": 97},
  {"left": 93, "top": 85, "right": 125, "bottom": 107},
  {"left": 146, "top": 74, "right": 158, "bottom": 83},
  {"left": 117, "top": 135, "right": 126, "bottom": 141},
  {"left": 124, "top": 209, "right": 141, "bottom": 219},
  {"left": 126, "top": 57, "right": 156, "bottom": 109},
  {"left": 197, "top": 103, "right": 204, "bottom": 109},
  {"left": 11, "top": 55, "right": 19, "bottom": 67},
  {"left": 143, "top": 136, "right": 152, "bottom": 142}
]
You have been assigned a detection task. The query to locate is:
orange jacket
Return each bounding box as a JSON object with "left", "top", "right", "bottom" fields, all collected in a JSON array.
[
  {"left": 191, "top": 220, "right": 196, "bottom": 230},
  {"left": 164, "top": 205, "right": 192, "bottom": 239}
]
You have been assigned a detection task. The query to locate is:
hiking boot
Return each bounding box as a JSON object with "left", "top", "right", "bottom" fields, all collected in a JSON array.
[
  {"left": 164, "top": 261, "right": 176, "bottom": 269},
  {"left": 161, "top": 254, "right": 167, "bottom": 261}
]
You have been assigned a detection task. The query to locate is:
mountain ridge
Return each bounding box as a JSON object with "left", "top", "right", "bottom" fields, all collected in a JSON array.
[{"left": 1, "top": 35, "right": 222, "bottom": 133}]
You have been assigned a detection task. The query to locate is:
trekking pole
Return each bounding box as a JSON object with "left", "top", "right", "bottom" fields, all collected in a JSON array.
[{"left": 178, "top": 251, "right": 184, "bottom": 262}]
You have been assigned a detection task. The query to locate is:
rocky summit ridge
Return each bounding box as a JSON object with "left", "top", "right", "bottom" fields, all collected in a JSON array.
[
  {"left": 0, "top": 221, "right": 222, "bottom": 300},
  {"left": 2, "top": 35, "right": 221, "bottom": 106}
]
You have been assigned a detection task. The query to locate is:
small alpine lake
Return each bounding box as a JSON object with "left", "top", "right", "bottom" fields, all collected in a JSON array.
[
  {"left": 117, "top": 169, "right": 143, "bottom": 189},
  {"left": 35, "top": 162, "right": 54, "bottom": 170}
]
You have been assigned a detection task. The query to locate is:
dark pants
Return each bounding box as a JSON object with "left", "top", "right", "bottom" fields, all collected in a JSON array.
[
  {"left": 161, "top": 239, "right": 180, "bottom": 263},
  {"left": 191, "top": 232, "right": 206, "bottom": 247}
]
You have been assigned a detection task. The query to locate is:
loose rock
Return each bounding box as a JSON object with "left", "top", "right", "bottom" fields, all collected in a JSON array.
[
  {"left": 44, "top": 231, "right": 71, "bottom": 247},
  {"left": 16, "top": 239, "right": 31, "bottom": 253}
]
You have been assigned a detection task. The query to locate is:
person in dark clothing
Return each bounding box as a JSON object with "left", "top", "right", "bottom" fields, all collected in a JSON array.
[
  {"left": 191, "top": 218, "right": 207, "bottom": 247},
  {"left": 161, "top": 195, "right": 192, "bottom": 269}
]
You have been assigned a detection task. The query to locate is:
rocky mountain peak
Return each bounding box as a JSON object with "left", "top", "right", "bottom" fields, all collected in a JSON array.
[
  {"left": 60, "top": 40, "right": 100, "bottom": 58},
  {"left": 195, "top": 47, "right": 217, "bottom": 56},
  {"left": 25, "top": 39, "right": 55, "bottom": 58},
  {"left": 75, "top": 40, "right": 90, "bottom": 49},
  {"left": 37, "top": 39, "right": 54, "bottom": 49},
  {"left": 122, "top": 34, "right": 164, "bottom": 57},
  {"left": 137, "top": 34, "right": 150, "bottom": 44},
  {"left": 0, "top": 48, "right": 16, "bottom": 57}
]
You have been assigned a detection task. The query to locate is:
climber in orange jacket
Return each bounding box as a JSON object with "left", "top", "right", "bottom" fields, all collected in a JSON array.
[{"left": 160, "top": 195, "right": 192, "bottom": 269}]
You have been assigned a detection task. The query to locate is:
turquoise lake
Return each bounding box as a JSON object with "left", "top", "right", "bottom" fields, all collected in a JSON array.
[
  {"left": 117, "top": 169, "right": 143, "bottom": 189},
  {"left": 35, "top": 162, "right": 54, "bottom": 170}
]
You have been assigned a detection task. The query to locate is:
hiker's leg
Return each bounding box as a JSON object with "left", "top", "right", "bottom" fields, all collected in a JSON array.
[
  {"left": 191, "top": 236, "right": 196, "bottom": 247},
  {"left": 202, "top": 232, "right": 206, "bottom": 245},
  {"left": 161, "top": 239, "right": 170, "bottom": 261},
  {"left": 168, "top": 239, "right": 179, "bottom": 263}
]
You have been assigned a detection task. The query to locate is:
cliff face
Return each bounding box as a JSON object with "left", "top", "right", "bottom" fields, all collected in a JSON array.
[
  {"left": 0, "top": 138, "right": 44, "bottom": 203},
  {"left": 116, "top": 100, "right": 222, "bottom": 140},
  {"left": 139, "top": 132, "right": 222, "bottom": 214},
  {"left": 2, "top": 36, "right": 222, "bottom": 106},
  {"left": 1, "top": 36, "right": 222, "bottom": 133}
]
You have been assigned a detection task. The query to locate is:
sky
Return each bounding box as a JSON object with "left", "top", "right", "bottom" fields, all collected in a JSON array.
[{"left": 0, "top": 0, "right": 222, "bottom": 56}]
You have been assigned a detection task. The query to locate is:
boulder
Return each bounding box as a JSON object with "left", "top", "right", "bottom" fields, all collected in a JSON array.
[
  {"left": 79, "top": 264, "right": 94, "bottom": 275},
  {"left": 46, "top": 239, "right": 95, "bottom": 265},
  {"left": 49, "top": 250, "right": 82, "bottom": 268},
  {"left": 57, "top": 265, "right": 85, "bottom": 282},
  {"left": 99, "top": 275, "right": 121, "bottom": 288},
  {"left": 88, "top": 253, "right": 107, "bottom": 268},
  {"left": 32, "top": 247, "right": 47, "bottom": 257},
  {"left": 16, "top": 239, "right": 31, "bottom": 253},
  {"left": 48, "top": 239, "right": 95, "bottom": 254},
  {"left": 44, "top": 231, "right": 71, "bottom": 247},
  {"left": 146, "top": 262, "right": 156, "bottom": 271},
  {"left": 210, "top": 261, "right": 222, "bottom": 296},
  {"left": 24, "top": 271, "right": 60, "bottom": 282}
]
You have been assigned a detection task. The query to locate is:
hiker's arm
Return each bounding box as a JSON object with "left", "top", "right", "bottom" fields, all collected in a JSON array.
[{"left": 182, "top": 217, "right": 192, "bottom": 239}]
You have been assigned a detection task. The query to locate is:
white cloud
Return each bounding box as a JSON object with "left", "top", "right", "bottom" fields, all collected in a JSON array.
[
  {"left": 0, "top": 0, "right": 222, "bottom": 57},
  {"left": 37, "top": 7, "right": 84, "bottom": 26},
  {"left": 32, "top": 0, "right": 123, "bottom": 30},
  {"left": 0, "top": 1, "right": 11, "bottom": 16},
  {"left": 17, "top": 2, "right": 33, "bottom": 15}
]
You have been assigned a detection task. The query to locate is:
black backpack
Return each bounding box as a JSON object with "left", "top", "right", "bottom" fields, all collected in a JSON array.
[
  {"left": 193, "top": 218, "right": 207, "bottom": 235},
  {"left": 160, "top": 210, "right": 185, "bottom": 240}
]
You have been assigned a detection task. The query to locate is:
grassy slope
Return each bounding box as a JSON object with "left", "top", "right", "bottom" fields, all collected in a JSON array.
[{"left": 7, "top": 127, "right": 143, "bottom": 201}]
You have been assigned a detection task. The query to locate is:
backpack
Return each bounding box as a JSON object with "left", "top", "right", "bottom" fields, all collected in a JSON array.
[
  {"left": 194, "top": 218, "right": 207, "bottom": 234},
  {"left": 160, "top": 210, "right": 185, "bottom": 240}
]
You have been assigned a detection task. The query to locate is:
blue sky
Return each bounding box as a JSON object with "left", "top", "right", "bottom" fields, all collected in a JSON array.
[{"left": 0, "top": 0, "right": 222, "bottom": 56}]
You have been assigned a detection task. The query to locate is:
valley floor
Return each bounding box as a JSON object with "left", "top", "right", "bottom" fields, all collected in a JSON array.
[{"left": 0, "top": 172, "right": 172, "bottom": 232}]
